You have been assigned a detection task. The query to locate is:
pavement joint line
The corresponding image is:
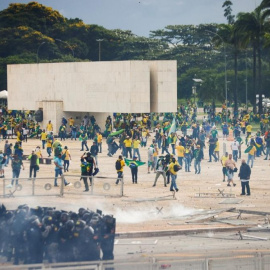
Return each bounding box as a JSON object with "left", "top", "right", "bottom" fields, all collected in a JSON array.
[{"left": 115, "top": 225, "right": 251, "bottom": 239}]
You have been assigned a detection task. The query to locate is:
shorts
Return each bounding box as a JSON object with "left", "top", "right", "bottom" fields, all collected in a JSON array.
[
  {"left": 222, "top": 167, "right": 227, "bottom": 175},
  {"left": 148, "top": 161, "right": 153, "bottom": 167},
  {"left": 7, "top": 130, "right": 12, "bottom": 135}
]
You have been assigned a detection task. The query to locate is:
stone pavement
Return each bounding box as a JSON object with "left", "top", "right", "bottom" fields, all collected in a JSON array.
[{"left": 0, "top": 128, "right": 269, "bottom": 237}]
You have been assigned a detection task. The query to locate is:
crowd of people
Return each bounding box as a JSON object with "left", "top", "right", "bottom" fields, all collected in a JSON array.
[
  {"left": 1, "top": 102, "right": 269, "bottom": 200},
  {"left": 0, "top": 204, "right": 116, "bottom": 265}
]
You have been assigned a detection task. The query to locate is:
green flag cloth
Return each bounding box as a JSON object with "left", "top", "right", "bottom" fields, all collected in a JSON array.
[
  {"left": 124, "top": 158, "right": 146, "bottom": 167},
  {"left": 29, "top": 132, "right": 37, "bottom": 138},
  {"left": 108, "top": 129, "right": 125, "bottom": 137},
  {"left": 244, "top": 145, "right": 253, "bottom": 153},
  {"left": 168, "top": 118, "right": 176, "bottom": 135}
]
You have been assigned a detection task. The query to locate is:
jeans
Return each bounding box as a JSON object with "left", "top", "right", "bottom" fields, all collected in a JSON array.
[
  {"left": 116, "top": 171, "right": 123, "bottom": 184},
  {"left": 11, "top": 169, "right": 21, "bottom": 185},
  {"left": 5, "top": 154, "right": 11, "bottom": 166},
  {"left": 126, "top": 147, "right": 132, "bottom": 158},
  {"left": 194, "top": 159, "right": 201, "bottom": 173},
  {"left": 209, "top": 148, "right": 217, "bottom": 162},
  {"left": 133, "top": 148, "right": 141, "bottom": 161},
  {"left": 98, "top": 143, "right": 102, "bottom": 153},
  {"left": 64, "top": 160, "right": 70, "bottom": 172},
  {"left": 47, "top": 147, "right": 52, "bottom": 157},
  {"left": 54, "top": 169, "right": 68, "bottom": 186},
  {"left": 131, "top": 168, "right": 138, "bottom": 183},
  {"left": 232, "top": 150, "right": 238, "bottom": 162},
  {"left": 177, "top": 157, "right": 183, "bottom": 167},
  {"left": 92, "top": 155, "right": 98, "bottom": 166},
  {"left": 171, "top": 144, "right": 175, "bottom": 155},
  {"left": 60, "top": 131, "right": 65, "bottom": 141},
  {"left": 184, "top": 156, "right": 191, "bottom": 171},
  {"left": 157, "top": 138, "right": 162, "bottom": 149},
  {"left": 241, "top": 181, "right": 250, "bottom": 195},
  {"left": 29, "top": 165, "right": 37, "bottom": 178},
  {"left": 247, "top": 154, "right": 254, "bottom": 168},
  {"left": 170, "top": 174, "right": 178, "bottom": 191},
  {"left": 81, "top": 141, "right": 89, "bottom": 151},
  {"left": 162, "top": 146, "right": 170, "bottom": 155},
  {"left": 71, "top": 131, "right": 77, "bottom": 140},
  {"left": 265, "top": 147, "right": 270, "bottom": 159},
  {"left": 42, "top": 140, "right": 46, "bottom": 149}
]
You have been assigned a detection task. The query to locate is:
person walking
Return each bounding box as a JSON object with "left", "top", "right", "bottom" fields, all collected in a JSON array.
[
  {"left": 247, "top": 143, "right": 256, "bottom": 168},
  {"left": 193, "top": 145, "right": 203, "bottom": 174},
  {"left": 132, "top": 136, "right": 141, "bottom": 161},
  {"left": 238, "top": 159, "right": 251, "bottom": 196},
  {"left": 129, "top": 156, "right": 138, "bottom": 184},
  {"left": 168, "top": 157, "right": 181, "bottom": 192},
  {"left": 6, "top": 154, "right": 24, "bottom": 188},
  {"left": 221, "top": 152, "right": 229, "bottom": 182},
  {"left": 225, "top": 154, "right": 237, "bottom": 187},
  {"left": 40, "top": 129, "right": 47, "bottom": 149},
  {"left": 79, "top": 132, "right": 89, "bottom": 151},
  {"left": 153, "top": 156, "right": 167, "bottom": 187},
  {"left": 231, "top": 139, "right": 240, "bottom": 162},
  {"left": 97, "top": 132, "right": 103, "bottom": 153},
  {"left": 28, "top": 150, "right": 38, "bottom": 179},
  {"left": 90, "top": 141, "right": 99, "bottom": 166},
  {"left": 53, "top": 153, "right": 71, "bottom": 187},
  {"left": 175, "top": 142, "right": 185, "bottom": 167},
  {"left": 208, "top": 136, "right": 218, "bottom": 162},
  {"left": 62, "top": 146, "right": 71, "bottom": 172},
  {"left": 123, "top": 136, "right": 132, "bottom": 158},
  {"left": 115, "top": 155, "right": 125, "bottom": 185}
]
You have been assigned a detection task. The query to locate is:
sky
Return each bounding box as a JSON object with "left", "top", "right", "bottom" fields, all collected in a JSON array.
[{"left": 0, "top": 0, "right": 260, "bottom": 37}]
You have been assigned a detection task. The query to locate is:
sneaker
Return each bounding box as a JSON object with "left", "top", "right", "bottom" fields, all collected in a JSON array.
[
  {"left": 176, "top": 188, "right": 179, "bottom": 192},
  {"left": 227, "top": 184, "right": 231, "bottom": 187},
  {"left": 164, "top": 185, "right": 167, "bottom": 187},
  {"left": 240, "top": 193, "right": 245, "bottom": 196},
  {"left": 246, "top": 194, "right": 251, "bottom": 196},
  {"left": 6, "top": 184, "right": 13, "bottom": 188},
  {"left": 233, "top": 184, "right": 236, "bottom": 187},
  {"left": 54, "top": 184, "right": 59, "bottom": 187},
  {"left": 65, "top": 182, "right": 72, "bottom": 186},
  {"left": 83, "top": 189, "right": 89, "bottom": 192},
  {"left": 152, "top": 184, "right": 156, "bottom": 187},
  {"left": 170, "top": 189, "right": 174, "bottom": 192}
]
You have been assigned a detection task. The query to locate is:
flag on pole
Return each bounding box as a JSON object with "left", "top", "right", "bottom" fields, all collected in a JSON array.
[{"left": 168, "top": 118, "right": 176, "bottom": 136}]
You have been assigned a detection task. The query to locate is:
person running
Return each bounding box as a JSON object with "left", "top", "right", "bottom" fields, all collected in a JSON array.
[
  {"left": 54, "top": 154, "right": 71, "bottom": 187},
  {"left": 6, "top": 154, "right": 24, "bottom": 188},
  {"left": 62, "top": 146, "right": 71, "bottom": 172},
  {"left": 193, "top": 145, "right": 203, "bottom": 174},
  {"left": 115, "top": 155, "right": 125, "bottom": 185}
]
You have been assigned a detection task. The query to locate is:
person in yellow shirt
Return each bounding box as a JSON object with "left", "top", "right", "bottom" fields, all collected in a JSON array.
[
  {"left": 168, "top": 157, "right": 181, "bottom": 192},
  {"left": 40, "top": 129, "right": 47, "bottom": 149},
  {"left": 220, "top": 152, "right": 229, "bottom": 182},
  {"left": 68, "top": 117, "right": 75, "bottom": 127},
  {"left": 246, "top": 124, "right": 252, "bottom": 137},
  {"left": 175, "top": 142, "right": 185, "bottom": 166},
  {"left": 123, "top": 136, "right": 132, "bottom": 158},
  {"left": 46, "top": 138, "right": 53, "bottom": 157},
  {"left": 97, "top": 132, "right": 103, "bottom": 153},
  {"left": 115, "top": 155, "right": 125, "bottom": 185},
  {"left": 46, "top": 120, "right": 53, "bottom": 133},
  {"left": 247, "top": 144, "right": 256, "bottom": 168},
  {"left": 62, "top": 146, "right": 71, "bottom": 172},
  {"left": 132, "top": 136, "right": 141, "bottom": 161}
]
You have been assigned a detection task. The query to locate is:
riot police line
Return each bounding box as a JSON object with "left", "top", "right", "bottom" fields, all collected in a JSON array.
[{"left": 0, "top": 204, "right": 116, "bottom": 265}]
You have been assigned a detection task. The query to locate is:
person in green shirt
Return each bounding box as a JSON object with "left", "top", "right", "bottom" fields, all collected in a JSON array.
[
  {"left": 79, "top": 133, "right": 89, "bottom": 151},
  {"left": 211, "top": 126, "right": 218, "bottom": 139}
]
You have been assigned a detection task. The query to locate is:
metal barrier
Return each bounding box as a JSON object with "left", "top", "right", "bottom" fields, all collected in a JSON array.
[
  {"left": 1, "top": 253, "right": 270, "bottom": 269},
  {"left": 1, "top": 174, "right": 124, "bottom": 198}
]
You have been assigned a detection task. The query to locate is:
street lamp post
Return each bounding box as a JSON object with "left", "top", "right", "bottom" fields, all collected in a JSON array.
[
  {"left": 56, "top": 39, "right": 74, "bottom": 58},
  {"left": 36, "top": 42, "right": 46, "bottom": 63},
  {"left": 245, "top": 51, "right": 248, "bottom": 110},
  {"left": 96, "top": 39, "right": 104, "bottom": 61},
  {"left": 206, "top": 30, "right": 228, "bottom": 123}
]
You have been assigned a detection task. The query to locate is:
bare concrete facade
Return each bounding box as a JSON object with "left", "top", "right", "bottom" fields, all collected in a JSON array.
[{"left": 7, "top": 60, "right": 177, "bottom": 131}]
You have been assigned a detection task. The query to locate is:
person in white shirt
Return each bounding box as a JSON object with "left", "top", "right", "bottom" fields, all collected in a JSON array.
[{"left": 231, "top": 139, "right": 240, "bottom": 162}]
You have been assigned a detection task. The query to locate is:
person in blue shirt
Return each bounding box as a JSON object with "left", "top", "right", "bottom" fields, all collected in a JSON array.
[{"left": 54, "top": 154, "right": 71, "bottom": 187}]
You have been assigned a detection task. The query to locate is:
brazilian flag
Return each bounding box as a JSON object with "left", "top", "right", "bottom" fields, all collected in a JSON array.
[
  {"left": 255, "top": 142, "right": 262, "bottom": 150},
  {"left": 124, "top": 158, "right": 146, "bottom": 167},
  {"left": 244, "top": 145, "right": 253, "bottom": 153},
  {"left": 108, "top": 129, "right": 125, "bottom": 137}
]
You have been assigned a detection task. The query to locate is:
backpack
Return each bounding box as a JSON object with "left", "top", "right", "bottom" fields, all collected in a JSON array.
[
  {"left": 61, "top": 151, "right": 67, "bottom": 160},
  {"left": 173, "top": 164, "right": 181, "bottom": 172},
  {"left": 115, "top": 160, "right": 122, "bottom": 170}
]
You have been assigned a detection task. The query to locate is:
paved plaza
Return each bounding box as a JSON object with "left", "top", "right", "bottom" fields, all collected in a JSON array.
[{"left": 0, "top": 127, "right": 269, "bottom": 235}]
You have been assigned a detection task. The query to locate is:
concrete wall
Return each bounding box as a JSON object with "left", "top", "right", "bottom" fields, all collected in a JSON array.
[{"left": 7, "top": 60, "right": 177, "bottom": 131}]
